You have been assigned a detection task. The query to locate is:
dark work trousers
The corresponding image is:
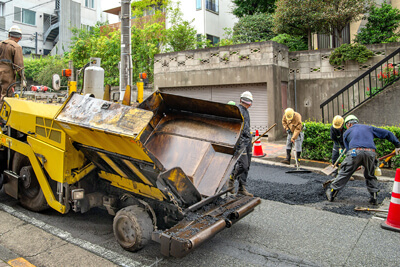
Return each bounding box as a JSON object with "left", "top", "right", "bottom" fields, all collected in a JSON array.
[
  {"left": 234, "top": 144, "right": 252, "bottom": 186},
  {"left": 332, "top": 143, "right": 342, "bottom": 164},
  {"left": 330, "top": 150, "right": 379, "bottom": 193}
]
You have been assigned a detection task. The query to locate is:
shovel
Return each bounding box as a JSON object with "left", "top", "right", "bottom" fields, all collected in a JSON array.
[
  {"left": 252, "top": 123, "right": 277, "bottom": 144},
  {"left": 322, "top": 150, "right": 396, "bottom": 188},
  {"left": 285, "top": 146, "right": 311, "bottom": 173},
  {"left": 321, "top": 149, "right": 347, "bottom": 176},
  {"left": 354, "top": 207, "right": 388, "bottom": 213},
  {"left": 378, "top": 150, "right": 396, "bottom": 168}
]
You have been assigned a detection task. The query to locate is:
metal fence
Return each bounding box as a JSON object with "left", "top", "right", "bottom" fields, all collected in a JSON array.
[{"left": 320, "top": 47, "right": 400, "bottom": 123}]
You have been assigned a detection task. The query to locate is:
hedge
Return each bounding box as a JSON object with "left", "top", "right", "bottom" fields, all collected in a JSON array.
[{"left": 302, "top": 121, "right": 400, "bottom": 169}]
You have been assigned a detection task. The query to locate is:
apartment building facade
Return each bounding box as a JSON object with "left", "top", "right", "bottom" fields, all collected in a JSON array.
[
  {"left": 0, "top": 0, "right": 107, "bottom": 56},
  {"left": 104, "top": 0, "right": 238, "bottom": 46},
  {"left": 316, "top": 0, "right": 400, "bottom": 49}
]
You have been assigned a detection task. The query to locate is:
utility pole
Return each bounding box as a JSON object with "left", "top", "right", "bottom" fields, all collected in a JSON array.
[
  {"left": 120, "top": 0, "right": 132, "bottom": 94},
  {"left": 35, "top": 32, "right": 38, "bottom": 54}
]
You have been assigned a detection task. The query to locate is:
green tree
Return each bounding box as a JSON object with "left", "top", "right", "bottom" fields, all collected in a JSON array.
[
  {"left": 165, "top": 2, "right": 197, "bottom": 52},
  {"left": 232, "top": 13, "right": 276, "bottom": 43},
  {"left": 232, "top": 0, "right": 277, "bottom": 17},
  {"left": 273, "top": 0, "right": 325, "bottom": 50},
  {"left": 322, "top": 0, "right": 371, "bottom": 47},
  {"left": 271, "top": 34, "right": 308, "bottom": 51},
  {"left": 24, "top": 56, "right": 69, "bottom": 88},
  {"left": 354, "top": 2, "right": 400, "bottom": 44},
  {"left": 69, "top": 23, "right": 121, "bottom": 86}
]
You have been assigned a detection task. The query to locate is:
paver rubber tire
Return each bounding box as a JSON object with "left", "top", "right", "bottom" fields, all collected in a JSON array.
[
  {"left": 12, "top": 152, "right": 49, "bottom": 212},
  {"left": 113, "top": 205, "right": 154, "bottom": 252}
]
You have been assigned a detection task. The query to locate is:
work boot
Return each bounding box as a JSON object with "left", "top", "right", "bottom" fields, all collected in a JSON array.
[
  {"left": 227, "top": 175, "right": 235, "bottom": 194},
  {"left": 325, "top": 188, "right": 338, "bottom": 202},
  {"left": 238, "top": 185, "right": 253, "bottom": 197},
  {"left": 281, "top": 149, "right": 291, "bottom": 165},
  {"left": 296, "top": 151, "right": 301, "bottom": 166},
  {"left": 369, "top": 192, "right": 378, "bottom": 205}
]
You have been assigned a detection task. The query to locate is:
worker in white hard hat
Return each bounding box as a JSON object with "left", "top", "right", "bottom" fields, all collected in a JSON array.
[
  {"left": 329, "top": 115, "right": 346, "bottom": 175},
  {"left": 0, "top": 25, "right": 24, "bottom": 106},
  {"left": 228, "top": 91, "right": 254, "bottom": 197},
  {"left": 281, "top": 108, "right": 304, "bottom": 165},
  {"left": 325, "top": 115, "right": 400, "bottom": 204}
]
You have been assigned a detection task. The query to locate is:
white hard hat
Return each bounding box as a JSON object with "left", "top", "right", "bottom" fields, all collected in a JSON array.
[
  {"left": 9, "top": 25, "right": 22, "bottom": 35},
  {"left": 240, "top": 91, "right": 253, "bottom": 104}
]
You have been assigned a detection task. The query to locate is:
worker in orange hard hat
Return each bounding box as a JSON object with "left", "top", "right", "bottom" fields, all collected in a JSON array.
[{"left": 281, "top": 108, "right": 304, "bottom": 165}]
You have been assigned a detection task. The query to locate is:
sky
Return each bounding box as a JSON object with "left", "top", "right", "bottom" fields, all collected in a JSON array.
[
  {"left": 102, "top": 0, "right": 120, "bottom": 23},
  {"left": 102, "top": 0, "right": 120, "bottom": 10}
]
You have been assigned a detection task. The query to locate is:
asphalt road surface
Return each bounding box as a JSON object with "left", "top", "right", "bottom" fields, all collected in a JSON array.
[
  {"left": 0, "top": 162, "right": 394, "bottom": 266},
  {"left": 247, "top": 163, "right": 393, "bottom": 219}
]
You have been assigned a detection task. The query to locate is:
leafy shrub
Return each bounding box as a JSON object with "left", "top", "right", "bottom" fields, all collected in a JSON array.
[
  {"left": 232, "top": 13, "right": 276, "bottom": 43},
  {"left": 365, "top": 86, "right": 381, "bottom": 97},
  {"left": 302, "top": 121, "right": 400, "bottom": 169},
  {"left": 302, "top": 121, "right": 333, "bottom": 161},
  {"left": 271, "top": 34, "right": 308, "bottom": 52},
  {"left": 329, "top": 43, "right": 374, "bottom": 66},
  {"left": 354, "top": 2, "right": 400, "bottom": 44},
  {"left": 24, "top": 56, "right": 69, "bottom": 88}
]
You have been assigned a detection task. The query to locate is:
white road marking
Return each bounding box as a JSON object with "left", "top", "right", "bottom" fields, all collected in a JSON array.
[{"left": 0, "top": 203, "right": 146, "bottom": 267}]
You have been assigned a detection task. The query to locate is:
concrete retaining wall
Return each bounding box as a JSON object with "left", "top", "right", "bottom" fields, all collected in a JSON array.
[{"left": 154, "top": 42, "right": 400, "bottom": 139}]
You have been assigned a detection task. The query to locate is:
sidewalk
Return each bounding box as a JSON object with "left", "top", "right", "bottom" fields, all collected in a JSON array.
[{"left": 0, "top": 207, "right": 119, "bottom": 267}]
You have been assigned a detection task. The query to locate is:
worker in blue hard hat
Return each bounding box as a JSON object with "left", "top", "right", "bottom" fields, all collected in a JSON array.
[{"left": 325, "top": 115, "right": 400, "bottom": 205}]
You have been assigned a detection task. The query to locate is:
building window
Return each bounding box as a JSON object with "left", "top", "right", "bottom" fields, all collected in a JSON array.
[
  {"left": 0, "top": 3, "right": 4, "bottom": 16},
  {"left": 81, "top": 24, "right": 94, "bottom": 32},
  {"left": 206, "top": 34, "right": 219, "bottom": 45},
  {"left": 22, "top": 47, "right": 35, "bottom": 55},
  {"left": 317, "top": 24, "right": 350, "bottom": 49},
  {"left": 196, "top": 0, "right": 202, "bottom": 10},
  {"left": 206, "top": 0, "right": 218, "bottom": 13},
  {"left": 85, "top": 0, "right": 94, "bottom": 9},
  {"left": 14, "top": 7, "right": 36, "bottom": 26}
]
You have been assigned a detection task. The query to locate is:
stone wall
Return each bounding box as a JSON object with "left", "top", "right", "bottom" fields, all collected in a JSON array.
[
  {"left": 351, "top": 82, "right": 400, "bottom": 127},
  {"left": 288, "top": 43, "right": 400, "bottom": 121},
  {"left": 154, "top": 42, "right": 289, "bottom": 140},
  {"left": 153, "top": 42, "right": 400, "bottom": 139}
]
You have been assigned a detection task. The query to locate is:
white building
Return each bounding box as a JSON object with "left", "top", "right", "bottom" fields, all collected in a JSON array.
[
  {"left": 0, "top": 0, "right": 108, "bottom": 56},
  {"left": 104, "top": 0, "right": 238, "bottom": 45}
]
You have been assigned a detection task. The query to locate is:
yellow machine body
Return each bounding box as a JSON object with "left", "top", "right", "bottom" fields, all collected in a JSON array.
[{"left": 0, "top": 91, "right": 261, "bottom": 258}]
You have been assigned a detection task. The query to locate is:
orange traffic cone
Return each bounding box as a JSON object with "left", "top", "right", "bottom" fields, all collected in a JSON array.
[
  {"left": 381, "top": 168, "right": 400, "bottom": 232},
  {"left": 253, "top": 130, "right": 266, "bottom": 158}
]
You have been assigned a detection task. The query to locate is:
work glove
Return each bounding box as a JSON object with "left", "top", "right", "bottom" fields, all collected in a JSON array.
[
  {"left": 21, "top": 78, "right": 27, "bottom": 88},
  {"left": 339, "top": 148, "right": 343, "bottom": 154},
  {"left": 286, "top": 129, "right": 292, "bottom": 134},
  {"left": 396, "top": 147, "right": 400, "bottom": 155}
]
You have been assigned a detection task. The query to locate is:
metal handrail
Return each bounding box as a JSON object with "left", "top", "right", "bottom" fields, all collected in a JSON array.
[{"left": 320, "top": 47, "right": 400, "bottom": 123}]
